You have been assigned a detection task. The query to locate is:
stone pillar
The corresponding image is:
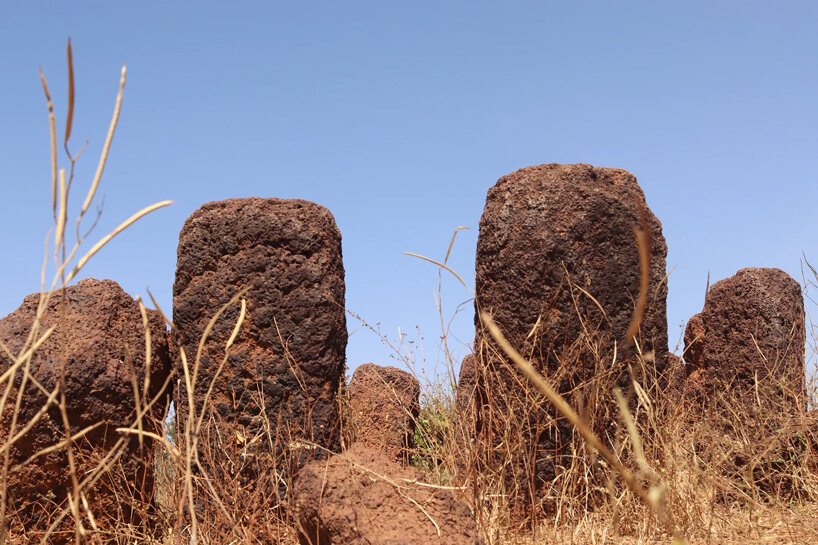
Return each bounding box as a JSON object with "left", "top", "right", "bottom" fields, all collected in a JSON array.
[
  {"left": 347, "top": 363, "right": 420, "bottom": 466},
  {"left": 471, "top": 163, "right": 668, "bottom": 520},
  {"left": 683, "top": 267, "right": 806, "bottom": 412},
  {"left": 172, "top": 198, "right": 347, "bottom": 499}
]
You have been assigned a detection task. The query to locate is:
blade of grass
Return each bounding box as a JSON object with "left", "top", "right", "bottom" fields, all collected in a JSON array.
[
  {"left": 623, "top": 201, "right": 651, "bottom": 347},
  {"left": 404, "top": 252, "right": 474, "bottom": 295},
  {"left": 66, "top": 200, "right": 174, "bottom": 284},
  {"left": 64, "top": 38, "right": 75, "bottom": 147},
  {"left": 38, "top": 67, "right": 58, "bottom": 221}
]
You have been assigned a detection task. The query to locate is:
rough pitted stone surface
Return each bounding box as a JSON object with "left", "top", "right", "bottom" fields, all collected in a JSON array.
[
  {"left": 683, "top": 313, "right": 705, "bottom": 369},
  {"left": 681, "top": 313, "right": 707, "bottom": 400},
  {"left": 455, "top": 354, "right": 478, "bottom": 415},
  {"left": 454, "top": 354, "right": 482, "bottom": 481},
  {"left": 0, "top": 279, "right": 171, "bottom": 540},
  {"left": 348, "top": 363, "right": 420, "bottom": 466},
  {"left": 172, "top": 198, "right": 346, "bottom": 472},
  {"left": 293, "top": 443, "right": 482, "bottom": 545},
  {"left": 665, "top": 352, "right": 685, "bottom": 396},
  {"left": 475, "top": 163, "right": 668, "bottom": 373},
  {"left": 678, "top": 269, "right": 808, "bottom": 495},
  {"left": 471, "top": 163, "right": 668, "bottom": 517},
  {"left": 807, "top": 411, "right": 818, "bottom": 467},
  {"left": 682, "top": 268, "right": 806, "bottom": 410}
]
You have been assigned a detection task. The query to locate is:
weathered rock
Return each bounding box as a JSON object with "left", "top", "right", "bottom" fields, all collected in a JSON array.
[
  {"left": 293, "top": 443, "right": 482, "bottom": 545},
  {"left": 471, "top": 163, "right": 668, "bottom": 519},
  {"left": 665, "top": 352, "right": 686, "bottom": 396},
  {"left": 677, "top": 269, "right": 808, "bottom": 498},
  {"left": 681, "top": 313, "right": 707, "bottom": 400},
  {"left": 475, "top": 163, "right": 668, "bottom": 374},
  {"left": 806, "top": 411, "right": 818, "bottom": 470},
  {"left": 0, "top": 279, "right": 171, "bottom": 541},
  {"left": 348, "top": 363, "right": 420, "bottom": 466},
  {"left": 172, "top": 198, "right": 346, "bottom": 487},
  {"left": 682, "top": 268, "right": 806, "bottom": 411},
  {"left": 683, "top": 313, "right": 705, "bottom": 369},
  {"left": 453, "top": 354, "right": 481, "bottom": 483},
  {"left": 455, "top": 354, "right": 478, "bottom": 415}
]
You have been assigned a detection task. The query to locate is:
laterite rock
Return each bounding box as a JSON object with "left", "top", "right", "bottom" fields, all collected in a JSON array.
[
  {"left": 0, "top": 279, "right": 171, "bottom": 542},
  {"left": 172, "top": 198, "right": 347, "bottom": 486},
  {"left": 470, "top": 163, "right": 668, "bottom": 520},
  {"left": 348, "top": 363, "right": 420, "bottom": 466}
]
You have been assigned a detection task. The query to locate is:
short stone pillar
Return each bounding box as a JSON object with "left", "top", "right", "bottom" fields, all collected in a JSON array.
[
  {"left": 172, "top": 198, "right": 347, "bottom": 502},
  {"left": 347, "top": 363, "right": 420, "bottom": 465},
  {"left": 683, "top": 267, "right": 806, "bottom": 412}
]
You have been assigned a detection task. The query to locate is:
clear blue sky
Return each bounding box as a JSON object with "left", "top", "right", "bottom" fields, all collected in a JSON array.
[{"left": 2, "top": 2, "right": 816, "bottom": 382}]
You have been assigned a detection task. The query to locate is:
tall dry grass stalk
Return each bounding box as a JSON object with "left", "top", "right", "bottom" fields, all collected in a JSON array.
[{"left": 0, "top": 41, "right": 171, "bottom": 544}]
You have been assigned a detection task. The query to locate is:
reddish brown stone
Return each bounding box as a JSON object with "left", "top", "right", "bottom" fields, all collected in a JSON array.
[
  {"left": 805, "top": 411, "right": 818, "bottom": 471},
  {"left": 683, "top": 313, "right": 705, "bottom": 369},
  {"left": 347, "top": 363, "right": 420, "bottom": 466},
  {"left": 455, "top": 354, "right": 478, "bottom": 415},
  {"left": 453, "top": 354, "right": 483, "bottom": 483},
  {"left": 475, "top": 163, "right": 668, "bottom": 374},
  {"left": 471, "top": 163, "right": 668, "bottom": 518},
  {"left": 680, "top": 313, "right": 707, "bottom": 401},
  {"left": 0, "top": 279, "right": 171, "bottom": 541},
  {"left": 665, "top": 352, "right": 685, "bottom": 396},
  {"left": 172, "top": 198, "right": 346, "bottom": 480},
  {"left": 293, "top": 443, "right": 482, "bottom": 545},
  {"left": 682, "top": 268, "right": 806, "bottom": 411},
  {"left": 677, "top": 269, "right": 808, "bottom": 497}
]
